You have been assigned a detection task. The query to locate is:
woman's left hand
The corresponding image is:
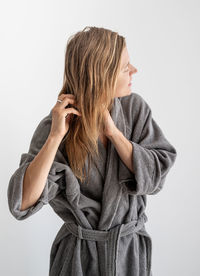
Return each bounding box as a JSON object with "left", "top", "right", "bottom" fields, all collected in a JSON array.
[{"left": 102, "top": 109, "right": 117, "bottom": 138}]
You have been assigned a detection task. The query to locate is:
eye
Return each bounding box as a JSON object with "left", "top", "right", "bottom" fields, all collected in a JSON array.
[{"left": 124, "top": 64, "right": 130, "bottom": 72}]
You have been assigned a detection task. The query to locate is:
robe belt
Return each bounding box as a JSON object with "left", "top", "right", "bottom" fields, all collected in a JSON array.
[{"left": 64, "top": 213, "right": 148, "bottom": 276}]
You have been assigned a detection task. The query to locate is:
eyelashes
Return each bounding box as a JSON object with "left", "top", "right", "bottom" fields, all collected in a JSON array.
[{"left": 124, "top": 65, "right": 130, "bottom": 72}]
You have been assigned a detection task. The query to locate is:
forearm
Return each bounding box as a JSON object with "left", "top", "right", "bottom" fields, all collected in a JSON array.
[
  {"left": 108, "top": 128, "right": 134, "bottom": 174},
  {"left": 20, "top": 135, "right": 63, "bottom": 211}
]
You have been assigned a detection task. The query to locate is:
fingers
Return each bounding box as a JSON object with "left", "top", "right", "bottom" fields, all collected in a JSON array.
[
  {"left": 63, "top": 107, "right": 82, "bottom": 117},
  {"left": 56, "top": 94, "right": 77, "bottom": 108},
  {"left": 56, "top": 94, "right": 79, "bottom": 111},
  {"left": 56, "top": 94, "right": 82, "bottom": 117}
]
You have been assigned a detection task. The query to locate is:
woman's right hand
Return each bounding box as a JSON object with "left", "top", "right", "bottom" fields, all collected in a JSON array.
[{"left": 49, "top": 94, "right": 82, "bottom": 140}]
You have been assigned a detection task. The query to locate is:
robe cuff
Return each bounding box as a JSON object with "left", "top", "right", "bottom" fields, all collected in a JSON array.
[
  {"left": 120, "top": 141, "right": 156, "bottom": 195},
  {"left": 7, "top": 160, "right": 60, "bottom": 221}
]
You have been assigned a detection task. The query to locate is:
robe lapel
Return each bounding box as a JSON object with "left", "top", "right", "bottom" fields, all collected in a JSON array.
[
  {"left": 89, "top": 138, "right": 107, "bottom": 182},
  {"left": 97, "top": 138, "right": 107, "bottom": 179},
  {"left": 97, "top": 97, "right": 128, "bottom": 230}
]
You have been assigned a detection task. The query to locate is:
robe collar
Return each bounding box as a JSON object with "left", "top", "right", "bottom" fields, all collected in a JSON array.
[{"left": 87, "top": 96, "right": 128, "bottom": 184}]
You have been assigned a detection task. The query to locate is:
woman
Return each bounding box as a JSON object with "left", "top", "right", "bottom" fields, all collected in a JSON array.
[{"left": 7, "top": 26, "right": 177, "bottom": 276}]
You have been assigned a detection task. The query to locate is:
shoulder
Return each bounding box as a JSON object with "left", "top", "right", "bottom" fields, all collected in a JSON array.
[
  {"left": 32, "top": 111, "right": 52, "bottom": 138},
  {"left": 118, "top": 92, "right": 150, "bottom": 112},
  {"left": 118, "top": 92, "right": 151, "bottom": 128},
  {"left": 28, "top": 110, "right": 52, "bottom": 153}
]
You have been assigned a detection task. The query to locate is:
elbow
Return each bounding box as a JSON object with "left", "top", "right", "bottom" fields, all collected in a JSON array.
[
  {"left": 148, "top": 176, "right": 166, "bottom": 195},
  {"left": 19, "top": 201, "right": 27, "bottom": 212},
  {"left": 8, "top": 206, "right": 29, "bottom": 221},
  {"left": 7, "top": 190, "right": 31, "bottom": 221}
]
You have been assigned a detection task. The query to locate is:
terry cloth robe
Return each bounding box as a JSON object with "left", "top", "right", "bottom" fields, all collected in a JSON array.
[{"left": 7, "top": 92, "right": 177, "bottom": 276}]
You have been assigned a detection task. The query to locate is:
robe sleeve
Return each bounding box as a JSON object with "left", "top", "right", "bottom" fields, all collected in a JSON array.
[
  {"left": 7, "top": 111, "right": 67, "bottom": 220},
  {"left": 121, "top": 94, "right": 177, "bottom": 195}
]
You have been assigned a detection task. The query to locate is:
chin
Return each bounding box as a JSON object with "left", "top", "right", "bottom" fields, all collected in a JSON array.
[
  {"left": 114, "top": 89, "right": 132, "bottom": 98},
  {"left": 122, "top": 91, "right": 132, "bottom": 97}
]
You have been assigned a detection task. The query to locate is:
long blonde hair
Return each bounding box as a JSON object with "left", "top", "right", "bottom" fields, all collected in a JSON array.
[{"left": 58, "top": 26, "right": 126, "bottom": 182}]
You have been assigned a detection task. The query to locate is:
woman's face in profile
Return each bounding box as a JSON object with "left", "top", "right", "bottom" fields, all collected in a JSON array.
[{"left": 114, "top": 46, "right": 137, "bottom": 98}]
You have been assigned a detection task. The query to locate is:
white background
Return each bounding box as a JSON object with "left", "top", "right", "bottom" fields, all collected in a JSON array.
[{"left": 1, "top": 0, "right": 199, "bottom": 275}]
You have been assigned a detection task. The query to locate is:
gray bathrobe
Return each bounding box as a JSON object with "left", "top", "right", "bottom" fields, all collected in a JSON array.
[{"left": 7, "top": 92, "right": 177, "bottom": 276}]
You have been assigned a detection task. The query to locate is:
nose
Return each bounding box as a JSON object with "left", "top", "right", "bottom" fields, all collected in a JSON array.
[
  {"left": 130, "top": 65, "right": 137, "bottom": 75},
  {"left": 133, "top": 67, "right": 137, "bottom": 73}
]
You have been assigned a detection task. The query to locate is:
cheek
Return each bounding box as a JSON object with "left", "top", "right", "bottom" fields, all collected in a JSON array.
[
  {"left": 119, "top": 75, "right": 129, "bottom": 87},
  {"left": 118, "top": 75, "right": 127, "bottom": 85}
]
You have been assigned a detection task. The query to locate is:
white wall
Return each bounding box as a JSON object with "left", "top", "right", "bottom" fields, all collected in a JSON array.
[{"left": 1, "top": 0, "right": 199, "bottom": 275}]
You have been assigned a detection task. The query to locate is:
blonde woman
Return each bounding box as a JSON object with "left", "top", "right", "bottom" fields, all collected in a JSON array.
[{"left": 7, "top": 26, "right": 177, "bottom": 276}]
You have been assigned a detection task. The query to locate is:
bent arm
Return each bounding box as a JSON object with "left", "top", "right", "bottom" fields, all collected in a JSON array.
[
  {"left": 7, "top": 112, "right": 68, "bottom": 220},
  {"left": 116, "top": 93, "right": 177, "bottom": 195},
  {"left": 108, "top": 128, "right": 134, "bottom": 173},
  {"left": 20, "top": 135, "right": 63, "bottom": 211}
]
